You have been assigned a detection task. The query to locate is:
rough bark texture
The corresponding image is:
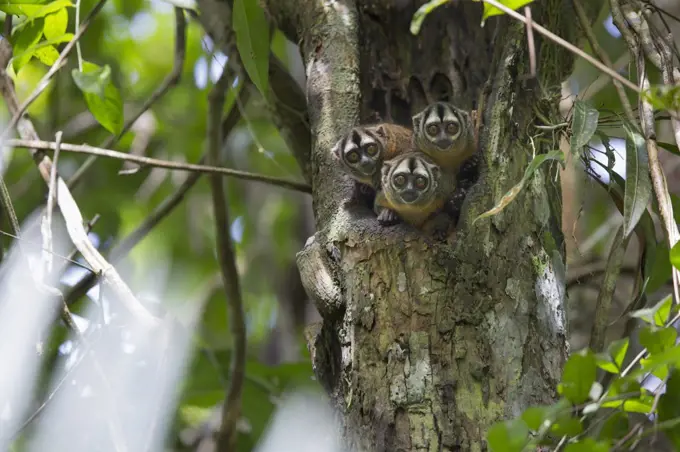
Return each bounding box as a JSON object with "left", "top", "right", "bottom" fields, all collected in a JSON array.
[{"left": 199, "top": 0, "right": 586, "bottom": 450}]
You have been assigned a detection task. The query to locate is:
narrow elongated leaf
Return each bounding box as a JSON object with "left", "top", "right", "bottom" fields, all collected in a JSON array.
[
  {"left": 622, "top": 126, "right": 652, "bottom": 239},
  {"left": 480, "top": 0, "right": 536, "bottom": 23},
  {"left": 658, "top": 141, "right": 680, "bottom": 157},
  {"left": 11, "top": 18, "right": 43, "bottom": 73},
  {"left": 570, "top": 100, "right": 599, "bottom": 156},
  {"left": 410, "top": 0, "right": 449, "bottom": 34},
  {"left": 43, "top": 7, "right": 68, "bottom": 40},
  {"left": 73, "top": 61, "right": 124, "bottom": 135},
  {"left": 473, "top": 150, "right": 563, "bottom": 224},
  {"left": 233, "top": 0, "right": 269, "bottom": 98}
]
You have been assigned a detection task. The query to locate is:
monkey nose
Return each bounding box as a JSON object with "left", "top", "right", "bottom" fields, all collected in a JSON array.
[
  {"left": 401, "top": 190, "right": 418, "bottom": 203},
  {"left": 359, "top": 160, "right": 375, "bottom": 174},
  {"left": 434, "top": 138, "right": 452, "bottom": 150}
]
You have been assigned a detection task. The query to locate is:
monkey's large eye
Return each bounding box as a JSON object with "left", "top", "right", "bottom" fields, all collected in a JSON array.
[
  {"left": 426, "top": 124, "right": 439, "bottom": 136},
  {"left": 346, "top": 150, "right": 360, "bottom": 163},
  {"left": 445, "top": 122, "right": 459, "bottom": 135},
  {"left": 365, "top": 143, "right": 379, "bottom": 157},
  {"left": 393, "top": 174, "right": 407, "bottom": 187},
  {"left": 415, "top": 176, "right": 428, "bottom": 189}
]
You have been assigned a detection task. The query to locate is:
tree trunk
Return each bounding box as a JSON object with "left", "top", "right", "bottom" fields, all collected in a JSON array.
[{"left": 198, "top": 0, "right": 591, "bottom": 450}]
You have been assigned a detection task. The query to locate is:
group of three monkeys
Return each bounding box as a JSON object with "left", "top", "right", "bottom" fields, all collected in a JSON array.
[{"left": 332, "top": 101, "right": 476, "bottom": 234}]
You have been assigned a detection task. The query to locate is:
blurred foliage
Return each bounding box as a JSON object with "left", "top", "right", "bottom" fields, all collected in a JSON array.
[{"left": 1, "top": 0, "right": 315, "bottom": 450}]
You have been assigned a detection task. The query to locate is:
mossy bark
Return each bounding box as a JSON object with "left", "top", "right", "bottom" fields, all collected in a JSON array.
[{"left": 271, "top": 1, "right": 585, "bottom": 450}]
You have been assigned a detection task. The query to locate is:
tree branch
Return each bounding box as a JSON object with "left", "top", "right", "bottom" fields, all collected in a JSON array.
[
  {"left": 66, "top": 7, "right": 188, "bottom": 189},
  {"left": 4, "top": 138, "right": 311, "bottom": 193},
  {"left": 208, "top": 65, "right": 246, "bottom": 452}
]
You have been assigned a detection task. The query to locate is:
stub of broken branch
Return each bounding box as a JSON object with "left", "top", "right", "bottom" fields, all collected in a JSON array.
[{"left": 296, "top": 234, "right": 343, "bottom": 319}]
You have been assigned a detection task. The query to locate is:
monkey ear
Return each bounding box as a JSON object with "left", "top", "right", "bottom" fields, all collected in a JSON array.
[
  {"left": 374, "top": 124, "right": 387, "bottom": 139},
  {"left": 412, "top": 111, "right": 424, "bottom": 132},
  {"left": 381, "top": 160, "right": 393, "bottom": 179},
  {"left": 428, "top": 163, "right": 441, "bottom": 180},
  {"left": 331, "top": 141, "right": 341, "bottom": 159}
]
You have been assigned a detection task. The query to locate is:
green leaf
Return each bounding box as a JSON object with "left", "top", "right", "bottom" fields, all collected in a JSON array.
[
  {"left": 570, "top": 100, "right": 599, "bottom": 156},
  {"left": 631, "top": 346, "right": 680, "bottom": 380},
  {"left": 71, "top": 64, "right": 111, "bottom": 98},
  {"left": 473, "top": 150, "right": 564, "bottom": 224},
  {"left": 671, "top": 241, "right": 680, "bottom": 271},
  {"left": 551, "top": 416, "right": 583, "bottom": 436},
  {"left": 596, "top": 338, "right": 629, "bottom": 374},
  {"left": 640, "top": 325, "right": 677, "bottom": 356},
  {"left": 658, "top": 141, "right": 680, "bottom": 157},
  {"left": 73, "top": 61, "right": 124, "bottom": 135},
  {"left": 658, "top": 369, "right": 680, "bottom": 448},
  {"left": 11, "top": 33, "right": 74, "bottom": 68},
  {"left": 521, "top": 406, "right": 547, "bottom": 431},
  {"left": 558, "top": 350, "right": 597, "bottom": 405},
  {"left": 643, "top": 84, "right": 680, "bottom": 111},
  {"left": 43, "top": 7, "right": 68, "bottom": 40},
  {"left": 630, "top": 294, "right": 673, "bottom": 327},
  {"left": 481, "top": 0, "right": 536, "bottom": 24},
  {"left": 599, "top": 411, "right": 629, "bottom": 441},
  {"left": 622, "top": 126, "right": 652, "bottom": 239},
  {"left": 232, "top": 0, "right": 269, "bottom": 98},
  {"left": 2, "top": 0, "right": 72, "bottom": 18},
  {"left": 564, "top": 438, "right": 610, "bottom": 452},
  {"left": 487, "top": 419, "right": 529, "bottom": 452},
  {"left": 410, "top": 0, "right": 449, "bottom": 35},
  {"left": 11, "top": 18, "right": 43, "bottom": 73},
  {"left": 33, "top": 44, "right": 59, "bottom": 66}
]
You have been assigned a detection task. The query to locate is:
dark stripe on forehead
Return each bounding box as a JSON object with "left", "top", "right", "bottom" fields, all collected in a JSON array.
[
  {"left": 407, "top": 156, "right": 417, "bottom": 172},
  {"left": 350, "top": 129, "right": 363, "bottom": 146},
  {"left": 436, "top": 103, "right": 446, "bottom": 121}
]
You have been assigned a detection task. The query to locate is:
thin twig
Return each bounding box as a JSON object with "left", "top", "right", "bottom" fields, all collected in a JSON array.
[
  {"left": 0, "top": 0, "right": 109, "bottom": 143},
  {"left": 5, "top": 138, "right": 311, "bottom": 193},
  {"left": 0, "top": 172, "right": 21, "bottom": 237},
  {"left": 42, "top": 131, "right": 62, "bottom": 275},
  {"left": 67, "top": 8, "right": 188, "bottom": 189},
  {"left": 479, "top": 0, "right": 640, "bottom": 92},
  {"left": 524, "top": 6, "right": 536, "bottom": 77},
  {"left": 209, "top": 67, "right": 246, "bottom": 452}
]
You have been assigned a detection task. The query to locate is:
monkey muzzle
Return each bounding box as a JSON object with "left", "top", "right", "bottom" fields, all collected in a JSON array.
[
  {"left": 434, "top": 137, "right": 453, "bottom": 150},
  {"left": 358, "top": 159, "right": 376, "bottom": 175},
  {"left": 400, "top": 190, "right": 418, "bottom": 203}
]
